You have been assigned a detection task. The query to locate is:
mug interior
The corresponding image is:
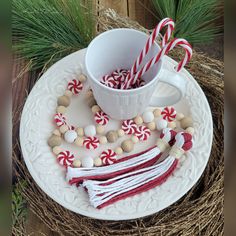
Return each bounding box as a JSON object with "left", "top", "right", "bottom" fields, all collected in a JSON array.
[{"left": 85, "top": 28, "right": 162, "bottom": 86}]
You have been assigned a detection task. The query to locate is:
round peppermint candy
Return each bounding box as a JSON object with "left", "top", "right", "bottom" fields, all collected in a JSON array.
[
  {"left": 100, "top": 75, "right": 118, "bottom": 88},
  {"left": 68, "top": 79, "right": 83, "bottom": 95},
  {"left": 112, "top": 69, "right": 128, "bottom": 83},
  {"left": 100, "top": 149, "right": 117, "bottom": 165},
  {"left": 122, "top": 120, "right": 137, "bottom": 135},
  {"left": 135, "top": 125, "right": 151, "bottom": 141},
  {"left": 83, "top": 136, "right": 100, "bottom": 150},
  {"left": 94, "top": 111, "right": 109, "bottom": 126},
  {"left": 54, "top": 113, "right": 67, "bottom": 127},
  {"left": 132, "top": 78, "right": 145, "bottom": 88},
  {"left": 161, "top": 106, "right": 177, "bottom": 122},
  {"left": 57, "top": 150, "right": 75, "bottom": 167}
]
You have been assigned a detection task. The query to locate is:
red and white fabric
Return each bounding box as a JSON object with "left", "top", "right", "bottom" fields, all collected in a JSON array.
[
  {"left": 54, "top": 113, "right": 67, "bottom": 127},
  {"left": 94, "top": 111, "right": 109, "bottom": 126},
  {"left": 100, "top": 149, "right": 117, "bottom": 165},
  {"left": 135, "top": 126, "right": 151, "bottom": 141},
  {"left": 68, "top": 79, "right": 83, "bottom": 95},
  {"left": 57, "top": 151, "right": 75, "bottom": 167},
  {"left": 121, "top": 120, "right": 137, "bottom": 135},
  {"left": 83, "top": 137, "right": 100, "bottom": 150}
]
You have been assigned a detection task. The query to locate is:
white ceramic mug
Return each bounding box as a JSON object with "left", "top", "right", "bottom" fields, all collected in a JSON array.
[{"left": 85, "top": 28, "right": 186, "bottom": 120}]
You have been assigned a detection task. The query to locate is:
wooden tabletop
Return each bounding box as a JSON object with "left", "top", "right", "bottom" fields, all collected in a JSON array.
[{"left": 13, "top": 1, "right": 157, "bottom": 235}]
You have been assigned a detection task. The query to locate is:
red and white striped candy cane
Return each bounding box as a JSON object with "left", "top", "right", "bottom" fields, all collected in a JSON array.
[
  {"left": 125, "top": 38, "right": 192, "bottom": 88},
  {"left": 122, "top": 18, "right": 175, "bottom": 89}
]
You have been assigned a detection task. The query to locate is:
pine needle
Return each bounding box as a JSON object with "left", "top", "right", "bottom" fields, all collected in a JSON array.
[
  {"left": 152, "top": 0, "right": 223, "bottom": 45},
  {"left": 12, "top": 0, "right": 96, "bottom": 71}
]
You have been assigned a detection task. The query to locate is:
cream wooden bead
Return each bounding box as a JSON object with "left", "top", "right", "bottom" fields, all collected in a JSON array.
[
  {"left": 73, "top": 159, "right": 81, "bottom": 167},
  {"left": 117, "top": 129, "right": 125, "bottom": 137},
  {"left": 75, "top": 137, "right": 84, "bottom": 147},
  {"left": 48, "top": 135, "right": 62, "bottom": 147},
  {"left": 147, "top": 121, "right": 156, "bottom": 131},
  {"left": 115, "top": 147, "right": 123, "bottom": 155},
  {"left": 99, "top": 136, "right": 107, "bottom": 144},
  {"left": 57, "top": 95, "right": 70, "bottom": 107},
  {"left": 185, "top": 127, "right": 195, "bottom": 135},
  {"left": 64, "top": 89, "right": 73, "bottom": 98},
  {"left": 91, "top": 105, "right": 101, "bottom": 114},
  {"left": 142, "top": 111, "right": 154, "bottom": 123},
  {"left": 59, "top": 125, "right": 69, "bottom": 134},
  {"left": 153, "top": 108, "right": 162, "bottom": 117},
  {"left": 52, "top": 146, "right": 63, "bottom": 155},
  {"left": 96, "top": 125, "right": 105, "bottom": 134},
  {"left": 94, "top": 157, "right": 102, "bottom": 167},
  {"left": 78, "top": 74, "right": 87, "bottom": 82},
  {"left": 134, "top": 116, "right": 143, "bottom": 125},
  {"left": 76, "top": 127, "right": 84, "bottom": 137},
  {"left": 106, "top": 130, "right": 118, "bottom": 143},
  {"left": 168, "top": 121, "right": 177, "bottom": 129},
  {"left": 84, "top": 125, "right": 96, "bottom": 137},
  {"left": 87, "top": 97, "right": 97, "bottom": 108},
  {"left": 53, "top": 129, "right": 61, "bottom": 136},
  {"left": 85, "top": 90, "right": 93, "bottom": 99},
  {"left": 121, "top": 140, "right": 134, "bottom": 153},
  {"left": 180, "top": 117, "right": 193, "bottom": 129},
  {"left": 176, "top": 113, "right": 185, "bottom": 121},
  {"left": 56, "top": 106, "right": 66, "bottom": 114},
  {"left": 131, "top": 136, "right": 139, "bottom": 144}
]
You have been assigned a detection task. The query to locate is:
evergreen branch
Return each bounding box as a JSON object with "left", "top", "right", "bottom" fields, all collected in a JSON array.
[{"left": 12, "top": 0, "right": 96, "bottom": 71}]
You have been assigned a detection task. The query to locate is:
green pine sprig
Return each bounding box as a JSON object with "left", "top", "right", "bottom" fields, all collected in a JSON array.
[
  {"left": 12, "top": 181, "right": 28, "bottom": 227},
  {"left": 12, "top": 0, "right": 96, "bottom": 71},
  {"left": 152, "top": 0, "right": 223, "bottom": 44}
]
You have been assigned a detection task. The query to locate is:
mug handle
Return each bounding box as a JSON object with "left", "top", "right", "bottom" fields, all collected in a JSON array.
[{"left": 149, "top": 66, "right": 186, "bottom": 107}]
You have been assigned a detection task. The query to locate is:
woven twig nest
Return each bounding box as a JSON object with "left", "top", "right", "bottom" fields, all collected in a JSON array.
[{"left": 13, "top": 9, "right": 224, "bottom": 236}]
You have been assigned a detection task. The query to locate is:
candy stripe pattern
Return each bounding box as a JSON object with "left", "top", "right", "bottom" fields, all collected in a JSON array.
[
  {"left": 94, "top": 111, "right": 109, "bottom": 126},
  {"left": 122, "top": 120, "right": 137, "bottom": 135},
  {"left": 68, "top": 79, "right": 83, "bottom": 95},
  {"left": 83, "top": 137, "right": 100, "bottom": 150},
  {"left": 132, "top": 78, "right": 145, "bottom": 89},
  {"left": 161, "top": 107, "right": 177, "bottom": 122},
  {"left": 101, "top": 75, "right": 118, "bottom": 88},
  {"left": 112, "top": 69, "right": 128, "bottom": 84},
  {"left": 57, "top": 151, "right": 75, "bottom": 167},
  {"left": 54, "top": 113, "right": 67, "bottom": 127},
  {"left": 100, "top": 149, "right": 117, "bottom": 165},
  {"left": 135, "top": 126, "right": 151, "bottom": 141}
]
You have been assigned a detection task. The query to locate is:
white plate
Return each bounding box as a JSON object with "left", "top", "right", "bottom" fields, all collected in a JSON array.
[{"left": 20, "top": 48, "right": 213, "bottom": 221}]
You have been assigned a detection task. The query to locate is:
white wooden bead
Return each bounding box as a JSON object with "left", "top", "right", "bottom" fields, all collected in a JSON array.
[
  {"left": 168, "top": 121, "right": 177, "bottom": 129},
  {"left": 59, "top": 125, "right": 69, "bottom": 134},
  {"left": 75, "top": 137, "right": 84, "bottom": 147},
  {"left": 131, "top": 136, "right": 139, "bottom": 143},
  {"left": 64, "top": 130, "right": 78, "bottom": 143},
  {"left": 73, "top": 159, "right": 81, "bottom": 167},
  {"left": 134, "top": 116, "right": 143, "bottom": 125},
  {"left": 81, "top": 156, "right": 94, "bottom": 168},
  {"left": 186, "top": 127, "right": 195, "bottom": 135},
  {"left": 84, "top": 125, "right": 96, "bottom": 137},
  {"left": 99, "top": 136, "right": 107, "bottom": 144},
  {"left": 153, "top": 108, "right": 162, "bottom": 117},
  {"left": 94, "top": 157, "right": 102, "bottom": 167},
  {"left": 115, "top": 147, "right": 123, "bottom": 155},
  {"left": 91, "top": 105, "right": 101, "bottom": 114},
  {"left": 52, "top": 146, "right": 63, "bottom": 155},
  {"left": 142, "top": 111, "right": 154, "bottom": 123},
  {"left": 156, "top": 117, "right": 168, "bottom": 131},
  {"left": 64, "top": 90, "right": 73, "bottom": 98},
  {"left": 176, "top": 113, "right": 185, "bottom": 121},
  {"left": 76, "top": 127, "right": 84, "bottom": 137},
  {"left": 78, "top": 74, "right": 87, "bottom": 82},
  {"left": 96, "top": 125, "right": 105, "bottom": 134},
  {"left": 56, "top": 106, "right": 66, "bottom": 114},
  {"left": 53, "top": 129, "right": 61, "bottom": 136},
  {"left": 117, "top": 129, "right": 125, "bottom": 137}
]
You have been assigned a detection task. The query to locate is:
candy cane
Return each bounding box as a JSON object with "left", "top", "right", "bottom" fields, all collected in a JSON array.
[
  {"left": 121, "top": 18, "right": 175, "bottom": 89},
  {"left": 83, "top": 132, "right": 193, "bottom": 209},
  {"left": 125, "top": 38, "right": 192, "bottom": 89},
  {"left": 66, "top": 128, "right": 176, "bottom": 185}
]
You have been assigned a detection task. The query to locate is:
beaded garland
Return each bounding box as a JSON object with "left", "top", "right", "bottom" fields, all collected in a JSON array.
[{"left": 48, "top": 73, "right": 195, "bottom": 169}]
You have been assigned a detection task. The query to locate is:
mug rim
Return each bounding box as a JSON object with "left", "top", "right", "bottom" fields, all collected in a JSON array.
[{"left": 85, "top": 28, "right": 163, "bottom": 93}]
